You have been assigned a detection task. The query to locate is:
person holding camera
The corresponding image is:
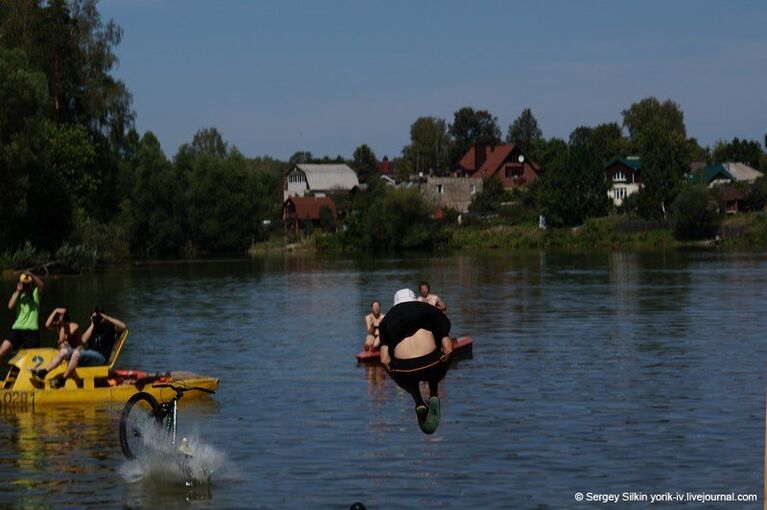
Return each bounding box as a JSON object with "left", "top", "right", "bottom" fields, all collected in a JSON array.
[
  {"left": 363, "top": 300, "right": 385, "bottom": 351},
  {"left": 31, "top": 308, "right": 81, "bottom": 384},
  {"left": 76, "top": 307, "right": 126, "bottom": 367},
  {"left": 0, "top": 272, "right": 44, "bottom": 365}
]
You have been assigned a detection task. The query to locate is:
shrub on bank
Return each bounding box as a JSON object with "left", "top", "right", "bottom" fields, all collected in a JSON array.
[
  {"left": 0, "top": 242, "right": 47, "bottom": 270},
  {"left": 449, "top": 215, "right": 674, "bottom": 250},
  {"left": 322, "top": 187, "right": 448, "bottom": 252},
  {"left": 721, "top": 212, "right": 767, "bottom": 246},
  {"left": 671, "top": 185, "right": 723, "bottom": 240},
  {"left": 1, "top": 241, "right": 103, "bottom": 273}
]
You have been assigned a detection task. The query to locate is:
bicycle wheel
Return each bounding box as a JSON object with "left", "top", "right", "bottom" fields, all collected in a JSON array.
[{"left": 119, "top": 392, "right": 164, "bottom": 459}]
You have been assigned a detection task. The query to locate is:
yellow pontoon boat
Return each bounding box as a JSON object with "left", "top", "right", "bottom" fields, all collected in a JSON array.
[{"left": 0, "top": 330, "right": 219, "bottom": 408}]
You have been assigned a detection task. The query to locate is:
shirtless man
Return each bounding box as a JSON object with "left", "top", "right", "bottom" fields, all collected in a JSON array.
[
  {"left": 363, "top": 300, "right": 385, "bottom": 351},
  {"left": 417, "top": 281, "right": 446, "bottom": 312},
  {"left": 379, "top": 289, "right": 453, "bottom": 434},
  {"left": 32, "top": 308, "right": 81, "bottom": 385}
]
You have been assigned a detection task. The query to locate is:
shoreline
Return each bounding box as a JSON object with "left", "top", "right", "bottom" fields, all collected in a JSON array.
[{"left": 3, "top": 213, "right": 766, "bottom": 275}]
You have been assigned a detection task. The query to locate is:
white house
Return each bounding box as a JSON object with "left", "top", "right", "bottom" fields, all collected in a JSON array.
[
  {"left": 284, "top": 164, "right": 360, "bottom": 200},
  {"left": 605, "top": 158, "right": 641, "bottom": 207}
]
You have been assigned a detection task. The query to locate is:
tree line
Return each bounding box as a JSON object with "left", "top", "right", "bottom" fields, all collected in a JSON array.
[
  {"left": 2, "top": 1, "right": 766, "bottom": 264},
  {"left": 0, "top": 1, "right": 280, "bottom": 266}
]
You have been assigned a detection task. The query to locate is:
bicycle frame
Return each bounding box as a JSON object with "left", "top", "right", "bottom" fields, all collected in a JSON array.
[{"left": 155, "top": 394, "right": 182, "bottom": 447}]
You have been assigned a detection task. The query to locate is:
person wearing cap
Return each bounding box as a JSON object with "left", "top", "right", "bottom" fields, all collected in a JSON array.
[
  {"left": 416, "top": 281, "right": 446, "bottom": 312},
  {"left": 378, "top": 288, "right": 454, "bottom": 434},
  {"left": 363, "top": 300, "right": 385, "bottom": 351},
  {"left": 0, "top": 272, "right": 44, "bottom": 365},
  {"left": 31, "top": 308, "right": 81, "bottom": 385}
]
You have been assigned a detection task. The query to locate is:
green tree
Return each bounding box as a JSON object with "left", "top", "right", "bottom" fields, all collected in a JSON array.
[
  {"left": 0, "top": 48, "right": 72, "bottom": 250},
  {"left": 366, "top": 188, "right": 436, "bottom": 250},
  {"left": 469, "top": 178, "right": 507, "bottom": 214},
  {"left": 622, "top": 97, "right": 686, "bottom": 143},
  {"left": 352, "top": 144, "right": 377, "bottom": 184},
  {"left": 568, "top": 122, "right": 627, "bottom": 162},
  {"left": 528, "top": 137, "right": 568, "bottom": 173},
  {"left": 46, "top": 123, "right": 98, "bottom": 213},
  {"left": 288, "top": 151, "right": 313, "bottom": 166},
  {"left": 506, "top": 108, "right": 542, "bottom": 152},
  {"left": 537, "top": 126, "right": 614, "bottom": 227},
  {"left": 744, "top": 177, "right": 767, "bottom": 211},
  {"left": 119, "top": 131, "right": 185, "bottom": 257},
  {"left": 191, "top": 127, "right": 228, "bottom": 158},
  {"left": 712, "top": 137, "right": 767, "bottom": 171},
  {"left": 671, "top": 184, "right": 723, "bottom": 240},
  {"left": 319, "top": 205, "right": 335, "bottom": 231},
  {"left": 635, "top": 120, "right": 690, "bottom": 219},
  {"left": 401, "top": 116, "right": 450, "bottom": 176},
  {"left": 448, "top": 107, "right": 501, "bottom": 167}
]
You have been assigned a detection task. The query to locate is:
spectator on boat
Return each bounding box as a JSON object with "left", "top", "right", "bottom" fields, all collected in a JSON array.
[
  {"left": 0, "top": 272, "right": 44, "bottom": 365},
  {"left": 363, "top": 300, "right": 385, "bottom": 351},
  {"left": 379, "top": 288, "right": 453, "bottom": 434},
  {"left": 31, "top": 308, "right": 81, "bottom": 384},
  {"left": 75, "top": 307, "right": 126, "bottom": 368},
  {"left": 417, "top": 281, "right": 446, "bottom": 312}
]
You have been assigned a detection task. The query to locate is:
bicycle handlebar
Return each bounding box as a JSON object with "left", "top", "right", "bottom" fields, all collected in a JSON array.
[{"left": 152, "top": 383, "right": 216, "bottom": 395}]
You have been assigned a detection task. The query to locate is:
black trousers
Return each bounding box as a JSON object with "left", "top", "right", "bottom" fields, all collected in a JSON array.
[{"left": 388, "top": 349, "right": 449, "bottom": 405}]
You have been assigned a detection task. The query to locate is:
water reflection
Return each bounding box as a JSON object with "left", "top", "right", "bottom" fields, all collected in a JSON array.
[
  {"left": 0, "top": 251, "right": 765, "bottom": 508},
  {"left": 0, "top": 405, "right": 120, "bottom": 505},
  {"left": 362, "top": 365, "right": 389, "bottom": 405}
]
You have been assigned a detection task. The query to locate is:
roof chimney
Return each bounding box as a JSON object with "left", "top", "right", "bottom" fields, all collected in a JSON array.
[{"left": 474, "top": 142, "right": 487, "bottom": 171}]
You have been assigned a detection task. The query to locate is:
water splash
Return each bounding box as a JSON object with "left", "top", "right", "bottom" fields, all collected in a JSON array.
[{"left": 119, "top": 416, "right": 226, "bottom": 486}]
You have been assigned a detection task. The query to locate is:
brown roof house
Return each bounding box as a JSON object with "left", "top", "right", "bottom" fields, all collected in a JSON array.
[
  {"left": 454, "top": 143, "right": 541, "bottom": 189},
  {"left": 283, "top": 196, "right": 337, "bottom": 236}
]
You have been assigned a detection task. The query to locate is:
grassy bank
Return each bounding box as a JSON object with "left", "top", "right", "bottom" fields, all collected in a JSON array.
[
  {"left": 447, "top": 213, "right": 767, "bottom": 251},
  {"left": 448, "top": 216, "right": 676, "bottom": 250}
]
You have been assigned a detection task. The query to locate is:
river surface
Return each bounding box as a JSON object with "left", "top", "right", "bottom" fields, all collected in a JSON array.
[{"left": 0, "top": 250, "right": 765, "bottom": 509}]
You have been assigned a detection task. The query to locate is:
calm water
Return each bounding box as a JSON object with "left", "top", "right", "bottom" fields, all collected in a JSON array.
[{"left": 0, "top": 250, "right": 766, "bottom": 509}]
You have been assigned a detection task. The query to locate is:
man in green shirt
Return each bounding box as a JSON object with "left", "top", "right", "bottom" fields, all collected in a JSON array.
[{"left": 0, "top": 272, "right": 44, "bottom": 365}]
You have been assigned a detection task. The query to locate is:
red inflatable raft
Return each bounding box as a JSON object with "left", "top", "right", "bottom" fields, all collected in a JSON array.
[{"left": 356, "top": 336, "right": 474, "bottom": 363}]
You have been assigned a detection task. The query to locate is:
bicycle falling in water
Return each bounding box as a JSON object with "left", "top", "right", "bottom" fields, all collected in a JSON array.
[{"left": 119, "top": 383, "right": 216, "bottom": 487}]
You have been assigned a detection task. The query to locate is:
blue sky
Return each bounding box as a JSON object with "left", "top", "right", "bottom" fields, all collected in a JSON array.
[{"left": 100, "top": 0, "right": 767, "bottom": 160}]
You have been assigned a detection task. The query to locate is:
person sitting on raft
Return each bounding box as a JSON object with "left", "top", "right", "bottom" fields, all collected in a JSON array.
[
  {"left": 363, "top": 300, "right": 385, "bottom": 351},
  {"left": 378, "top": 288, "right": 453, "bottom": 434},
  {"left": 32, "top": 308, "right": 81, "bottom": 385},
  {"left": 417, "top": 281, "right": 446, "bottom": 312},
  {"left": 76, "top": 307, "right": 126, "bottom": 367}
]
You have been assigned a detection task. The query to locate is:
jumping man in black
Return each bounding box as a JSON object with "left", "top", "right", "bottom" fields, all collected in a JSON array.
[{"left": 378, "top": 288, "right": 453, "bottom": 434}]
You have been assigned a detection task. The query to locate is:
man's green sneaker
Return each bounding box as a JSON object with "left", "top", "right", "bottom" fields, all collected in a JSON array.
[{"left": 419, "top": 396, "right": 440, "bottom": 434}]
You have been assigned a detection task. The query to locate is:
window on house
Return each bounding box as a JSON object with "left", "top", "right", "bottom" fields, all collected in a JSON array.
[
  {"left": 505, "top": 166, "right": 523, "bottom": 178},
  {"left": 470, "top": 184, "right": 476, "bottom": 195},
  {"left": 437, "top": 184, "right": 444, "bottom": 194}
]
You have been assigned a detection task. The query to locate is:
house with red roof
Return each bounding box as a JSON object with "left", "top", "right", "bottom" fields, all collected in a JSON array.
[
  {"left": 454, "top": 143, "right": 541, "bottom": 189},
  {"left": 282, "top": 196, "right": 337, "bottom": 236}
]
